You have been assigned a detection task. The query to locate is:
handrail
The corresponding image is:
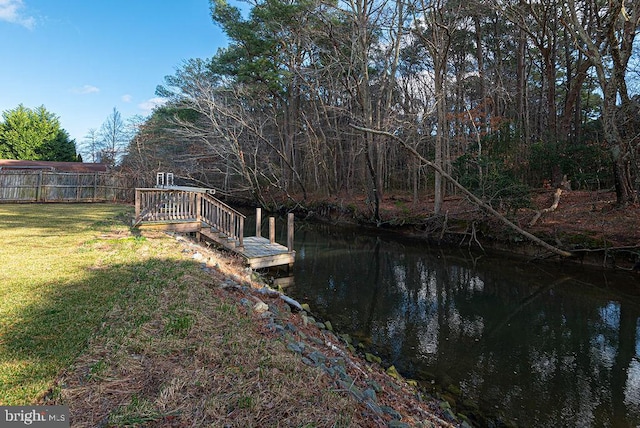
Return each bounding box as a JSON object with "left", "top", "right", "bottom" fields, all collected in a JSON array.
[
  {"left": 134, "top": 188, "right": 198, "bottom": 223},
  {"left": 134, "top": 188, "right": 245, "bottom": 247},
  {"left": 200, "top": 193, "right": 245, "bottom": 247}
]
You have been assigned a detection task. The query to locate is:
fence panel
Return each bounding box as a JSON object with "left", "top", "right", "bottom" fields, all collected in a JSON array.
[{"left": 0, "top": 170, "right": 131, "bottom": 203}]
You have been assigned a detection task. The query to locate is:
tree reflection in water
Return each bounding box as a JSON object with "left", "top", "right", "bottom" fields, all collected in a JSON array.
[{"left": 285, "top": 221, "right": 640, "bottom": 427}]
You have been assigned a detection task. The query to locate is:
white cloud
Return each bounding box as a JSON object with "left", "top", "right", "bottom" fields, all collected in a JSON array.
[
  {"left": 138, "top": 97, "right": 166, "bottom": 115},
  {"left": 72, "top": 85, "right": 100, "bottom": 95},
  {"left": 121, "top": 94, "right": 133, "bottom": 103},
  {"left": 0, "top": 0, "right": 35, "bottom": 30}
]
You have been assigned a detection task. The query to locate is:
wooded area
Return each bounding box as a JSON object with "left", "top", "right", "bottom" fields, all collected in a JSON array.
[{"left": 121, "top": 0, "right": 640, "bottom": 222}]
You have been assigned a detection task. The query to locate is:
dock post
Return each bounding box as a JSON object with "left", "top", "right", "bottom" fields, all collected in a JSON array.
[
  {"left": 269, "top": 217, "right": 276, "bottom": 244},
  {"left": 134, "top": 189, "right": 140, "bottom": 224},
  {"left": 287, "top": 213, "right": 294, "bottom": 252},
  {"left": 256, "top": 208, "right": 262, "bottom": 237}
]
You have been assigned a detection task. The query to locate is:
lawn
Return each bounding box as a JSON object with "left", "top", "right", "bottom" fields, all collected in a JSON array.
[
  {"left": 0, "top": 203, "right": 190, "bottom": 404},
  {"left": 0, "top": 203, "right": 449, "bottom": 426},
  {"left": 0, "top": 203, "right": 367, "bottom": 426}
]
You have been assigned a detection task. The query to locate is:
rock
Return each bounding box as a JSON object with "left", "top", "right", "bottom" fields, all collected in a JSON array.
[
  {"left": 380, "top": 405, "right": 402, "bottom": 420},
  {"left": 386, "top": 365, "right": 401, "bottom": 380},
  {"left": 442, "top": 408, "right": 457, "bottom": 422},
  {"left": 338, "top": 380, "right": 364, "bottom": 401},
  {"left": 287, "top": 342, "right": 305, "bottom": 354},
  {"left": 301, "top": 303, "right": 311, "bottom": 312},
  {"left": 309, "top": 336, "right": 324, "bottom": 346},
  {"left": 330, "top": 357, "right": 346, "bottom": 367},
  {"left": 221, "top": 279, "right": 240, "bottom": 289},
  {"left": 364, "top": 400, "right": 383, "bottom": 416},
  {"left": 322, "top": 366, "right": 336, "bottom": 377},
  {"left": 253, "top": 301, "right": 269, "bottom": 313},
  {"left": 365, "top": 353, "right": 382, "bottom": 364},
  {"left": 280, "top": 294, "right": 304, "bottom": 311},
  {"left": 388, "top": 421, "right": 410, "bottom": 428},
  {"left": 308, "top": 351, "right": 327, "bottom": 365},
  {"left": 366, "top": 379, "right": 383, "bottom": 392},
  {"left": 265, "top": 322, "right": 284, "bottom": 334},
  {"left": 324, "top": 320, "right": 333, "bottom": 331},
  {"left": 362, "top": 388, "right": 377, "bottom": 402}
]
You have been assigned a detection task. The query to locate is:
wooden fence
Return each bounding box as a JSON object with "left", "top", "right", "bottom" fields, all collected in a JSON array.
[{"left": 0, "top": 170, "right": 133, "bottom": 202}]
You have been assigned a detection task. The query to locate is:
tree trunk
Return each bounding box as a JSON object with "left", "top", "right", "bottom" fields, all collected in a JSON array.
[{"left": 351, "top": 124, "right": 574, "bottom": 258}]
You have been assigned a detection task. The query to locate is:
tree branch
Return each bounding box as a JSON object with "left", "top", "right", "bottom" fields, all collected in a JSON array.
[{"left": 349, "top": 123, "right": 574, "bottom": 258}]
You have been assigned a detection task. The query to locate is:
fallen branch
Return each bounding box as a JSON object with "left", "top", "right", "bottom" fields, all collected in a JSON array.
[
  {"left": 529, "top": 188, "right": 563, "bottom": 227},
  {"left": 570, "top": 245, "right": 640, "bottom": 253},
  {"left": 350, "top": 124, "right": 574, "bottom": 258}
]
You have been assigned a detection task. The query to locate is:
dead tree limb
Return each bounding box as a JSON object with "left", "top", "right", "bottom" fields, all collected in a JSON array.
[
  {"left": 350, "top": 124, "right": 574, "bottom": 258},
  {"left": 529, "top": 188, "right": 563, "bottom": 227}
]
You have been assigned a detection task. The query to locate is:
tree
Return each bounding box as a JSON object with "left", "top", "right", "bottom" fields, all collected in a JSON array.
[
  {"left": 98, "top": 107, "right": 129, "bottom": 167},
  {"left": 38, "top": 129, "right": 78, "bottom": 162},
  {"left": 81, "top": 128, "right": 101, "bottom": 163},
  {"left": 0, "top": 104, "right": 65, "bottom": 160},
  {"left": 562, "top": 0, "right": 639, "bottom": 204}
]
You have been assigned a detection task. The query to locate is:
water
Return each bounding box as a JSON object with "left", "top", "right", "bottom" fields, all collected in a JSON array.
[{"left": 269, "top": 219, "right": 640, "bottom": 427}]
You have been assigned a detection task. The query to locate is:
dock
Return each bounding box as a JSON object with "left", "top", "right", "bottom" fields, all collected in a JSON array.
[{"left": 133, "top": 186, "right": 295, "bottom": 269}]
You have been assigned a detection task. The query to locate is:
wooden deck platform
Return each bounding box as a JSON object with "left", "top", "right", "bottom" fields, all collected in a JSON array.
[
  {"left": 133, "top": 188, "right": 295, "bottom": 269},
  {"left": 200, "top": 229, "right": 295, "bottom": 269}
]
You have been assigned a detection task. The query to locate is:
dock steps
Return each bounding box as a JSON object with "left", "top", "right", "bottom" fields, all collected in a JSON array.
[{"left": 134, "top": 188, "right": 295, "bottom": 269}]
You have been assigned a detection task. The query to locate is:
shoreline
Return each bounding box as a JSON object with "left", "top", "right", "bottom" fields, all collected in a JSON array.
[{"left": 278, "top": 190, "right": 640, "bottom": 272}]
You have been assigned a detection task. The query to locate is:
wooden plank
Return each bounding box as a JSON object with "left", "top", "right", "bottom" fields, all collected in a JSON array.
[
  {"left": 136, "top": 221, "right": 202, "bottom": 233},
  {"left": 246, "top": 252, "right": 296, "bottom": 269},
  {"left": 200, "top": 228, "right": 237, "bottom": 249}
]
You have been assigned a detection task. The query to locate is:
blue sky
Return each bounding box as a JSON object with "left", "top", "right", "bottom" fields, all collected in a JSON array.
[{"left": 0, "top": 0, "right": 229, "bottom": 149}]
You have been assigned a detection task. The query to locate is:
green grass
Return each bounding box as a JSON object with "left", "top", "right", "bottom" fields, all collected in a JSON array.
[
  {"left": 0, "top": 203, "right": 392, "bottom": 426},
  {"left": 0, "top": 203, "right": 193, "bottom": 404}
]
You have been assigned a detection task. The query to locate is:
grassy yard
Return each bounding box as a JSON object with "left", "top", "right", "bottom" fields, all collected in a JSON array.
[
  {"left": 0, "top": 203, "right": 191, "bottom": 404},
  {"left": 0, "top": 203, "right": 368, "bottom": 426}
]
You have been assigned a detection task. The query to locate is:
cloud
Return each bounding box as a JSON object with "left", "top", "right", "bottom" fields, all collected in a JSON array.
[
  {"left": 121, "top": 94, "right": 132, "bottom": 103},
  {"left": 72, "top": 85, "right": 100, "bottom": 95},
  {"left": 0, "top": 0, "right": 35, "bottom": 29},
  {"left": 138, "top": 97, "right": 167, "bottom": 115}
]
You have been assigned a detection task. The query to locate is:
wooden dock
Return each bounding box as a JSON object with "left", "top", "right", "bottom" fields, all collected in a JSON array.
[{"left": 133, "top": 187, "right": 295, "bottom": 269}]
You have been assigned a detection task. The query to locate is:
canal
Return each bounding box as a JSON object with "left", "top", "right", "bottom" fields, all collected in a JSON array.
[{"left": 269, "top": 219, "right": 640, "bottom": 426}]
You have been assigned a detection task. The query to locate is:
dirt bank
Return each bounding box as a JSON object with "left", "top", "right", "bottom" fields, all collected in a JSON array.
[{"left": 292, "top": 189, "right": 640, "bottom": 271}]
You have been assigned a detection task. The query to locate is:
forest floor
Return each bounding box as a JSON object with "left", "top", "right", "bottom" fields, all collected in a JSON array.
[{"left": 298, "top": 188, "right": 640, "bottom": 270}]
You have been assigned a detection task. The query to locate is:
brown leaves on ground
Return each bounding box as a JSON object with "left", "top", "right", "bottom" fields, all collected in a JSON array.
[
  {"left": 44, "top": 237, "right": 455, "bottom": 427},
  {"left": 304, "top": 189, "right": 640, "bottom": 267}
]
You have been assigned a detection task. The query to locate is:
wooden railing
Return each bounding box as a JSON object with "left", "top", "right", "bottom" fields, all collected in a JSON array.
[
  {"left": 134, "top": 188, "right": 246, "bottom": 247},
  {"left": 200, "top": 193, "right": 245, "bottom": 247}
]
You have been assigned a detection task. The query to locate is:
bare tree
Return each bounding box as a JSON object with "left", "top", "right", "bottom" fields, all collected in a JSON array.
[
  {"left": 81, "top": 128, "right": 101, "bottom": 163},
  {"left": 98, "top": 107, "right": 129, "bottom": 167},
  {"left": 562, "top": 0, "right": 639, "bottom": 204}
]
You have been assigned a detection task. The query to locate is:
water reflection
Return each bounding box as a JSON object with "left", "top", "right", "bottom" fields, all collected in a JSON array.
[{"left": 283, "top": 221, "right": 640, "bottom": 427}]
